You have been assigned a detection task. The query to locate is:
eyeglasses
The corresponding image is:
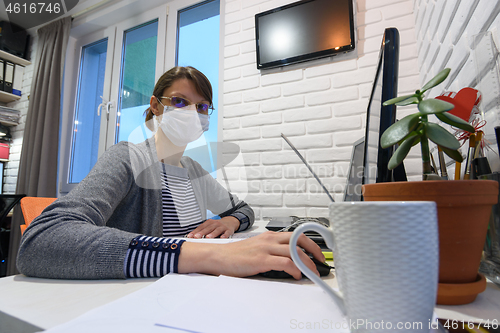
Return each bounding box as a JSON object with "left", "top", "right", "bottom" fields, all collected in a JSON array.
[{"left": 158, "top": 96, "right": 214, "bottom": 115}]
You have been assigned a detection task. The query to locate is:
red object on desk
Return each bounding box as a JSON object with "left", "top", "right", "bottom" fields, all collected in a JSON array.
[
  {"left": 0, "top": 143, "right": 10, "bottom": 160},
  {"left": 435, "top": 87, "right": 481, "bottom": 122}
]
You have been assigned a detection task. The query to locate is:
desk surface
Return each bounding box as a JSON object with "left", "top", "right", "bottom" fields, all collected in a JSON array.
[
  {"left": 0, "top": 275, "right": 158, "bottom": 332},
  {"left": 2, "top": 222, "right": 500, "bottom": 332},
  {"left": 1, "top": 272, "right": 500, "bottom": 332}
]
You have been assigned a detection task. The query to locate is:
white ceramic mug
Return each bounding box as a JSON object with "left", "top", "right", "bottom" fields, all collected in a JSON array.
[{"left": 290, "top": 201, "right": 439, "bottom": 332}]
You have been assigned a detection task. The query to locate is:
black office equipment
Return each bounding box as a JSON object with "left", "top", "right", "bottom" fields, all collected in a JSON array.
[
  {"left": 344, "top": 138, "right": 365, "bottom": 202},
  {"left": 472, "top": 157, "right": 492, "bottom": 179},
  {"left": 0, "top": 194, "right": 25, "bottom": 277},
  {"left": 362, "top": 27, "right": 406, "bottom": 186},
  {"left": 259, "top": 253, "right": 333, "bottom": 279},
  {"left": 341, "top": 28, "right": 406, "bottom": 202},
  {"left": 0, "top": 21, "right": 30, "bottom": 59},
  {"left": 255, "top": 0, "right": 355, "bottom": 69},
  {"left": 266, "top": 216, "right": 329, "bottom": 231}
]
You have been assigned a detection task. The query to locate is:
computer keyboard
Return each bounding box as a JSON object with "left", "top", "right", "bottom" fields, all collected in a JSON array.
[{"left": 265, "top": 216, "right": 330, "bottom": 245}]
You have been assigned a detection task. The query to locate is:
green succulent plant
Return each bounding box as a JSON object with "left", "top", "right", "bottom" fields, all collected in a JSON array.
[{"left": 381, "top": 68, "right": 475, "bottom": 179}]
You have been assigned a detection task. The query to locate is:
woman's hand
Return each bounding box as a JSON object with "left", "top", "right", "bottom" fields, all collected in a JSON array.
[
  {"left": 178, "top": 231, "right": 325, "bottom": 280},
  {"left": 186, "top": 216, "right": 239, "bottom": 239}
]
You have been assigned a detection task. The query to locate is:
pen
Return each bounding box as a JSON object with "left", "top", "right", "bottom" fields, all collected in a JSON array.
[
  {"left": 437, "top": 146, "right": 448, "bottom": 180},
  {"left": 474, "top": 131, "right": 483, "bottom": 159},
  {"left": 430, "top": 151, "right": 439, "bottom": 175},
  {"left": 455, "top": 161, "right": 461, "bottom": 180},
  {"left": 464, "top": 134, "right": 476, "bottom": 180}
]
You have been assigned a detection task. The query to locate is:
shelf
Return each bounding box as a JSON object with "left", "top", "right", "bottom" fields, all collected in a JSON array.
[
  {"left": 0, "top": 120, "right": 19, "bottom": 127},
  {"left": 0, "top": 50, "right": 31, "bottom": 67},
  {"left": 0, "top": 91, "right": 21, "bottom": 104}
]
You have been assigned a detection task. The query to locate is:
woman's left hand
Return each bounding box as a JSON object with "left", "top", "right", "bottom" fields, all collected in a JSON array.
[{"left": 186, "top": 216, "right": 240, "bottom": 239}]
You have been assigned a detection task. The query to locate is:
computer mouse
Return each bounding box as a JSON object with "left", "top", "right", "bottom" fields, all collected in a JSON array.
[{"left": 259, "top": 255, "right": 333, "bottom": 279}]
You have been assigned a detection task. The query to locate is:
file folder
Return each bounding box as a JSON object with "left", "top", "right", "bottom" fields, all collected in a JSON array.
[
  {"left": 4, "top": 61, "right": 14, "bottom": 94},
  {"left": 12, "top": 64, "right": 24, "bottom": 96},
  {"left": 0, "top": 143, "right": 9, "bottom": 160},
  {"left": 0, "top": 59, "right": 4, "bottom": 91}
]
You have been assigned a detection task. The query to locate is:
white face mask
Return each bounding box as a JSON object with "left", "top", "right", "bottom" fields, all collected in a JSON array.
[{"left": 156, "top": 106, "right": 209, "bottom": 147}]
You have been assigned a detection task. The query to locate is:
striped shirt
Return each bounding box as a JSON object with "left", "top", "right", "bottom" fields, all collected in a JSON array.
[
  {"left": 160, "top": 163, "right": 203, "bottom": 236},
  {"left": 124, "top": 163, "right": 203, "bottom": 278},
  {"left": 124, "top": 236, "right": 185, "bottom": 278},
  {"left": 123, "top": 163, "right": 249, "bottom": 278}
]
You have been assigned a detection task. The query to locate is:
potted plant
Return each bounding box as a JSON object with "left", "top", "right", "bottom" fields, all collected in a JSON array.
[{"left": 361, "top": 68, "right": 499, "bottom": 305}]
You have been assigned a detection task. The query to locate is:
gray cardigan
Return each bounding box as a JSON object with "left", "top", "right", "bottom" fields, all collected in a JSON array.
[{"left": 17, "top": 138, "right": 254, "bottom": 279}]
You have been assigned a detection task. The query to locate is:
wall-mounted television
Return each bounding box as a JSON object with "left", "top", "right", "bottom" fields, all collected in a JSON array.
[{"left": 255, "top": 0, "right": 355, "bottom": 70}]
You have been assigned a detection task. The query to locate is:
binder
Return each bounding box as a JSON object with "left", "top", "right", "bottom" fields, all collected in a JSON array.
[
  {"left": 0, "top": 143, "right": 9, "bottom": 160},
  {"left": 12, "top": 64, "right": 24, "bottom": 96},
  {"left": 0, "top": 59, "right": 4, "bottom": 91},
  {"left": 4, "top": 61, "right": 13, "bottom": 94}
]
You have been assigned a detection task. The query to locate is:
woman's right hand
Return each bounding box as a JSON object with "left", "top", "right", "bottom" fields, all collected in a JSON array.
[{"left": 177, "top": 231, "right": 324, "bottom": 279}]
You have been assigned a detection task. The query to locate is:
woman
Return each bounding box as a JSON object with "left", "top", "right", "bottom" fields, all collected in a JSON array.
[{"left": 17, "top": 66, "right": 323, "bottom": 280}]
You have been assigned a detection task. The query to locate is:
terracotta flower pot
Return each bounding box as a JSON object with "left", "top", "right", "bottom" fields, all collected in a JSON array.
[{"left": 362, "top": 180, "right": 498, "bottom": 304}]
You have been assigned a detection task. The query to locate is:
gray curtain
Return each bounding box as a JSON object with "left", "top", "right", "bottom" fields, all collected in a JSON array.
[{"left": 7, "top": 17, "right": 71, "bottom": 276}]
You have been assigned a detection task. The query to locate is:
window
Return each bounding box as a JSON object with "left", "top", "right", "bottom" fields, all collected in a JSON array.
[
  {"left": 115, "top": 20, "right": 158, "bottom": 144},
  {"left": 177, "top": 0, "right": 220, "bottom": 174},
  {"left": 69, "top": 39, "right": 107, "bottom": 184},
  {"left": 60, "top": 6, "right": 167, "bottom": 194},
  {"left": 59, "top": 1, "right": 221, "bottom": 195},
  {"left": 60, "top": 26, "right": 116, "bottom": 192}
]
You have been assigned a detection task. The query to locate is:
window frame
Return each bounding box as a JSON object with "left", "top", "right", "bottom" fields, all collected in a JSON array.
[
  {"left": 59, "top": 27, "right": 116, "bottom": 194},
  {"left": 165, "top": 0, "right": 225, "bottom": 171},
  {"left": 59, "top": 5, "right": 168, "bottom": 195},
  {"left": 106, "top": 7, "right": 168, "bottom": 151},
  {"left": 58, "top": 1, "right": 223, "bottom": 196}
]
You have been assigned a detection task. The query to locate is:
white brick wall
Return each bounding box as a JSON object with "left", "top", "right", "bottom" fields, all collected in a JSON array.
[
  {"left": 3, "top": 37, "right": 37, "bottom": 194},
  {"left": 12, "top": 0, "right": 495, "bottom": 220},
  {"left": 222, "top": 0, "right": 421, "bottom": 220},
  {"left": 414, "top": 0, "right": 500, "bottom": 174}
]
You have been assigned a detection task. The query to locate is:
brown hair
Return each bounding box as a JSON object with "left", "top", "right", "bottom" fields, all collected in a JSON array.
[{"left": 144, "top": 66, "right": 213, "bottom": 130}]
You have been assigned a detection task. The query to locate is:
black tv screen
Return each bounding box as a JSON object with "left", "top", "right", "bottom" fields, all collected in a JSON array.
[{"left": 255, "top": 0, "right": 355, "bottom": 69}]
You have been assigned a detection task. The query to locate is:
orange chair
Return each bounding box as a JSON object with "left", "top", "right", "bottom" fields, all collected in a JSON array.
[{"left": 20, "top": 197, "right": 57, "bottom": 234}]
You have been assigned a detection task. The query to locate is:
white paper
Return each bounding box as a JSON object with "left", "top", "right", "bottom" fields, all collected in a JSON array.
[
  {"left": 41, "top": 274, "right": 216, "bottom": 333},
  {"left": 155, "top": 275, "right": 347, "bottom": 333},
  {"left": 42, "top": 273, "right": 442, "bottom": 333},
  {"left": 42, "top": 274, "right": 347, "bottom": 333}
]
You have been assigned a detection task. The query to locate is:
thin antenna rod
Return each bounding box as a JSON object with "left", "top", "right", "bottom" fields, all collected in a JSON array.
[{"left": 281, "top": 133, "right": 335, "bottom": 202}]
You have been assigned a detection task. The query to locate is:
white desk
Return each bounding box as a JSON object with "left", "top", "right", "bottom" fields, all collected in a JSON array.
[
  {"left": 0, "top": 275, "right": 158, "bottom": 332},
  {"left": 2, "top": 222, "right": 500, "bottom": 332},
  {"left": 1, "top": 271, "right": 499, "bottom": 332}
]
